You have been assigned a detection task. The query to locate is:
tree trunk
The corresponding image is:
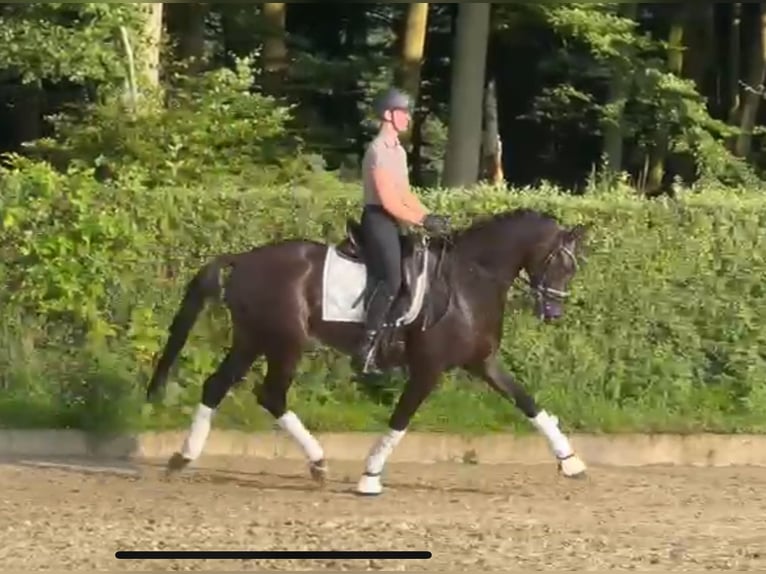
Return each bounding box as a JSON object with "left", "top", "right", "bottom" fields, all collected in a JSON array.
[
  {"left": 603, "top": 3, "right": 637, "bottom": 176},
  {"left": 13, "top": 84, "right": 42, "bottom": 146},
  {"left": 344, "top": 5, "right": 368, "bottom": 50},
  {"left": 441, "top": 3, "right": 491, "bottom": 189},
  {"left": 395, "top": 3, "right": 429, "bottom": 178},
  {"left": 684, "top": 3, "right": 717, "bottom": 184},
  {"left": 734, "top": 3, "right": 766, "bottom": 158},
  {"left": 261, "top": 3, "right": 288, "bottom": 95},
  {"left": 646, "top": 13, "right": 685, "bottom": 194},
  {"left": 682, "top": 1, "right": 714, "bottom": 94},
  {"left": 344, "top": 5, "right": 369, "bottom": 162},
  {"left": 727, "top": 3, "right": 742, "bottom": 126},
  {"left": 175, "top": 3, "right": 208, "bottom": 73},
  {"left": 142, "top": 3, "right": 164, "bottom": 88},
  {"left": 395, "top": 3, "right": 429, "bottom": 100},
  {"left": 480, "top": 78, "right": 503, "bottom": 185},
  {"left": 603, "top": 72, "right": 627, "bottom": 175}
]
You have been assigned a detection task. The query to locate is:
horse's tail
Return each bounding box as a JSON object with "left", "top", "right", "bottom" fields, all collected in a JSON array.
[{"left": 145, "top": 254, "right": 237, "bottom": 402}]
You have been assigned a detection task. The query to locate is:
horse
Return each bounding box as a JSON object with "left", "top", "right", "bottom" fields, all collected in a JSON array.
[{"left": 145, "top": 207, "right": 590, "bottom": 495}]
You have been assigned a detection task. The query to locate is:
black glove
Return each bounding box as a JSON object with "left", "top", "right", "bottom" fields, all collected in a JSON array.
[{"left": 422, "top": 214, "right": 451, "bottom": 235}]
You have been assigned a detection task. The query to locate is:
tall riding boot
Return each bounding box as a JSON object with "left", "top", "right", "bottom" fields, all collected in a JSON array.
[{"left": 354, "top": 284, "right": 396, "bottom": 374}]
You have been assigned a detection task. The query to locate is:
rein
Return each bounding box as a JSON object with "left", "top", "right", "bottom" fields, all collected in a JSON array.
[{"left": 417, "top": 233, "right": 450, "bottom": 331}]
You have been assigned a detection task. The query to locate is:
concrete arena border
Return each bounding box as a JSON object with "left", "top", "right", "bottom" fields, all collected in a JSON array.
[{"left": 2, "top": 430, "right": 766, "bottom": 467}]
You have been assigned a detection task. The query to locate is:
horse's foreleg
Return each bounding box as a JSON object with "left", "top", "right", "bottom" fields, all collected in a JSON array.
[
  {"left": 169, "top": 344, "right": 258, "bottom": 473},
  {"left": 256, "top": 350, "right": 327, "bottom": 484},
  {"left": 467, "top": 356, "right": 587, "bottom": 478},
  {"left": 357, "top": 366, "right": 440, "bottom": 496}
]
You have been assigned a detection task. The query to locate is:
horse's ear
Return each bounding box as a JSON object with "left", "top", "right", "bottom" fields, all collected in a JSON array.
[{"left": 563, "top": 223, "right": 588, "bottom": 245}]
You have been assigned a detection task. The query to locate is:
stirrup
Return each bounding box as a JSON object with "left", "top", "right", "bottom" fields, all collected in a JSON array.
[
  {"left": 361, "top": 346, "right": 380, "bottom": 374},
  {"left": 355, "top": 332, "right": 382, "bottom": 375}
]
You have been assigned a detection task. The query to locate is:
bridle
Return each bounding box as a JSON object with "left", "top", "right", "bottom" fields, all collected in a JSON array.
[
  {"left": 516, "top": 242, "right": 579, "bottom": 307},
  {"left": 418, "top": 227, "right": 581, "bottom": 321}
]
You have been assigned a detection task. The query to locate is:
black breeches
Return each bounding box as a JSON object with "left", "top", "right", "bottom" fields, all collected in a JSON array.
[{"left": 360, "top": 205, "right": 402, "bottom": 296}]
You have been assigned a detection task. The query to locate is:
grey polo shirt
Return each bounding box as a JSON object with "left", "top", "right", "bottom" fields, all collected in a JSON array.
[{"left": 361, "top": 134, "right": 409, "bottom": 207}]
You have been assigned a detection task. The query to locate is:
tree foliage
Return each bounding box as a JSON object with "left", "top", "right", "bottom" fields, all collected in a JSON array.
[
  {"left": 511, "top": 3, "right": 756, "bottom": 190},
  {"left": 27, "top": 58, "right": 304, "bottom": 186},
  {"left": 0, "top": 3, "right": 144, "bottom": 86},
  {"left": 3, "top": 2, "right": 762, "bottom": 190}
]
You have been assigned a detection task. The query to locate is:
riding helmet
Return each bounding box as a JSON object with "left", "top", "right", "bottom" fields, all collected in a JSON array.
[{"left": 373, "top": 87, "right": 412, "bottom": 119}]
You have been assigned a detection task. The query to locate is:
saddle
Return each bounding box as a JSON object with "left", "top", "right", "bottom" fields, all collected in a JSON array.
[{"left": 336, "top": 218, "right": 426, "bottom": 318}]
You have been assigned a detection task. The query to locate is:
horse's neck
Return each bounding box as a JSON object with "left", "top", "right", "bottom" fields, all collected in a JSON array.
[{"left": 439, "top": 238, "right": 523, "bottom": 295}]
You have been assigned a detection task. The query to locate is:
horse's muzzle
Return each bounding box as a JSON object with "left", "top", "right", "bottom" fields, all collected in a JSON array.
[{"left": 538, "top": 299, "right": 563, "bottom": 322}]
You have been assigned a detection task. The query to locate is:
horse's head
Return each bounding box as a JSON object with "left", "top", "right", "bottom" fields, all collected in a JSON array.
[
  {"left": 450, "top": 209, "right": 589, "bottom": 322},
  {"left": 521, "top": 222, "right": 587, "bottom": 322}
]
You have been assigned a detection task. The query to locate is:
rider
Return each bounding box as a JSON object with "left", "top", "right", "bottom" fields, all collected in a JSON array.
[{"left": 354, "top": 87, "right": 451, "bottom": 374}]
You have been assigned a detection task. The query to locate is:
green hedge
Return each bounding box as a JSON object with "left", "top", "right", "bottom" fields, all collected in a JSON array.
[{"left": 2, "top": 160, "right": 766, "bottom": 435}]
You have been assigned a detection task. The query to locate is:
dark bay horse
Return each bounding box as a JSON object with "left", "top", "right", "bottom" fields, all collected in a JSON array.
[{"left": 146, "top": 208, "right": 589, "bottom": 495}]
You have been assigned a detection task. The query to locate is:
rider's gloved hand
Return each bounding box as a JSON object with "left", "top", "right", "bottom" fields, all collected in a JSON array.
[{"left": 422, "top": 214, "right": 451, "bottom": 235}]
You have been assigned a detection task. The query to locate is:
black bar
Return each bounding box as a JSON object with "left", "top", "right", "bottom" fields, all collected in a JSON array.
[{"left": 115, "top": 550, "right": 431, "bottom": 560}]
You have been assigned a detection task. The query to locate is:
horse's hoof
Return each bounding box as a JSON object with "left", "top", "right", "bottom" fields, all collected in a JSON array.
[
  {"left": 558, "top": 454, "right": 587, "bottom": 479},
  {"left": 309, "top": 460, "right": 329, "bottom": 486},
  {"left": 166, "top": 452, "right": 191, "bottom": 474},
  {"left": 356, "top": 473, "right": 383, "bottom": 496}
]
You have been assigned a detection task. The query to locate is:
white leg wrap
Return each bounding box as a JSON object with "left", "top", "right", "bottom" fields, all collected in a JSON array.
[
  {"left": 364, "top": 428, "right": 406, "bottom": 476},
  {"left": 530, "top": 410, "right": 574, "bottom": 460},
  {"left": 356, "top": 428, "right": 406, "bottom": 495},
  {"left": 277, "top": 411, "right": 324, "bottom": 462},
  {"left": 180, "top": 404, "right": 214, "bottom": 461}
]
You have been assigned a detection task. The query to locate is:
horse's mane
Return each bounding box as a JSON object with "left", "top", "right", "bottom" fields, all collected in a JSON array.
[{"left": 436, "top": 207, "right": 561, "bottom": 247}]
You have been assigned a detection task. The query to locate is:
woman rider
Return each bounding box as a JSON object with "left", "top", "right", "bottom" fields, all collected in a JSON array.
[{"left": 354, "top": 87, "right": 451, "bottom": 374}]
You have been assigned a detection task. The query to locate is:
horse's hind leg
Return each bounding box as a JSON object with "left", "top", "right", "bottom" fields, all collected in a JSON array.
[
  {"left": 466, "top": 355, "right": 587, "bottom": 479},
  {"left": 167, "top": 340, "right": 260, "bottom": 473},
  {"left": 254, "top": 347, "right": 327, "bottom": 485}
]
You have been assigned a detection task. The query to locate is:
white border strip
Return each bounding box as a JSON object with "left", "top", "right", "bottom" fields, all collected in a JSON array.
[{"left": 2, "top": 430, "right": 766, "bottom": 467}]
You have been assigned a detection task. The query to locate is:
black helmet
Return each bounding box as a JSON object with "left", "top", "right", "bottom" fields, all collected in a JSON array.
[{"left": 373, "top": 88, "right": 412, "bottom": 119}]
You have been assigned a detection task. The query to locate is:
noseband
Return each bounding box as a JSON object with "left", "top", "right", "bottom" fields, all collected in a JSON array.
[{"left": 517, "top": 242, "right": 579, "bottom": 304}]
